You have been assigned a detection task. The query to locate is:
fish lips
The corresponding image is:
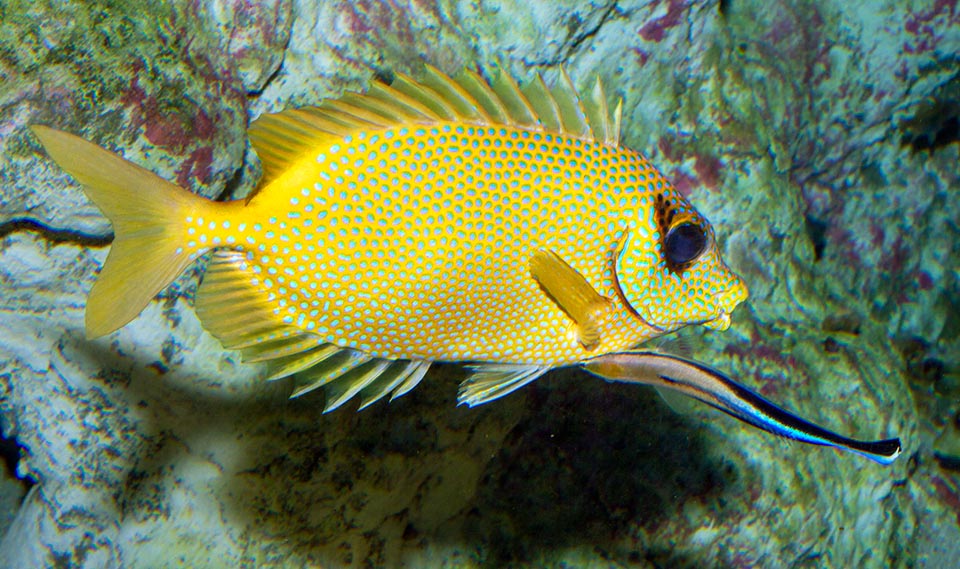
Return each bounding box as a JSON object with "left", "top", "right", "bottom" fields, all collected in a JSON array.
[{"left": 704, "top": 281, "right": 749, "bottom": 330}]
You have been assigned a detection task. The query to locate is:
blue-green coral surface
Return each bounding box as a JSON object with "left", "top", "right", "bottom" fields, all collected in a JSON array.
[{"left": 1, "top": 0, "right": 959, "bottom": 567}]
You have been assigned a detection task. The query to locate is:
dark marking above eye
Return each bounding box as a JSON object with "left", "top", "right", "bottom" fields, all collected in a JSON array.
[{"left": 664, "top": 222, "right": 707, "bottom": 268}]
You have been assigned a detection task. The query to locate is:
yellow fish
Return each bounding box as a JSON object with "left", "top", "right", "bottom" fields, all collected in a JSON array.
[{"left": 31, "top": 66, "right": 748, "bottom": 411}]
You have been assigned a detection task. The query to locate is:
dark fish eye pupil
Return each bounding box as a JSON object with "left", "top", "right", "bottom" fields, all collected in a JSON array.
[{"left": 664, "top": 222, "right": 707, "bottom": 266}]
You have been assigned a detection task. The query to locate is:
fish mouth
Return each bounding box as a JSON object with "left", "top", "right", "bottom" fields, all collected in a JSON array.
[
  {"left": 704, "top": 281, "right": 749, "bottom": 330},
  {"left": 704, "top": 310, "right": 731, "bottom": 330}
]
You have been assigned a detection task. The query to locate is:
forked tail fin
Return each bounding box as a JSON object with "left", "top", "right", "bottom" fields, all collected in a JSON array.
[{"left": 31, "top": 126, "right": 215, "bottom": 338}]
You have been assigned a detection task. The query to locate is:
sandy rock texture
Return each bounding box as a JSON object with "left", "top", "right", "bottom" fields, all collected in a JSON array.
[{"left": 1, "top": 0, "right": 958, "bottom": 567}]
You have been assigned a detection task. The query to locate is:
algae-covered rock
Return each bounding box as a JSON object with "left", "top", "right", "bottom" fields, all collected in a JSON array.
[{"left": 1, "top": 0, "right": 959, "bottom": 567}]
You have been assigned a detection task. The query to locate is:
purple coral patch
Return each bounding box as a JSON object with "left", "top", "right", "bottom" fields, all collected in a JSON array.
[
  {"left": 672, "top": 170, "right": 699, "bottom": 198},
  {"left": 825, "top": 223, "right": 863, "bottom": 267},
  {"left": 631, "top": 47, "right": 651, "bottom": 67},
  {"left": 658, "top": 137, "right": 681, "bottom": 162},
  {"left": 932, "top": 476, "right": 960, "bottom": 526},
  {"left": 639, "top": 0, "right": 688, "bottom": 42},
  {"left": 175, "top": 146, "right": 214, "bottom": 187},
  {"left": 118, "top": 63, "right": 217, "bottom": 187},
  {"left": 870, "top": 222, "right": 886, "bottom": 248},
  {"left": 341, "top": 0, "right": 415, "bottom": 46},
  {"left": 906, "top": 0, "right": 957, "bottom": 35},
  {"left": 694, "top": 153, "right": 722, "bottom": 191},
  {"left": 724, "top": 330, "right": 804, "bottom": 398},
  {"left": 904, "top": 0, "right": 957, "bottom": 54},
  {"left": 122, "top": 73, "right": 212, "bottom": 154},
  {"left": 879, "top": 235, "right": 908, "bottom": 274}
]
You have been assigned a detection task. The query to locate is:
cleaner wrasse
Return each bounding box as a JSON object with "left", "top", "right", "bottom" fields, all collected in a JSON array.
[{"left": 583, "top": 351, "right": 902, "bottom": 465}]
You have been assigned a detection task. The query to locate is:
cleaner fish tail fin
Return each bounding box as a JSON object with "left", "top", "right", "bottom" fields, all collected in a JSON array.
[{"left": 31, "top": 125, "right": 216, "bottom": 339}]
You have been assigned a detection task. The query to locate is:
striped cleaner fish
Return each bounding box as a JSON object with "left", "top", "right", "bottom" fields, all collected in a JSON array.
[
  {"left": 32, "top": 66, "right": 899, "bottom": 463},
  {"left": 583, "top": 351, "right": 901, "bottom": 464}
]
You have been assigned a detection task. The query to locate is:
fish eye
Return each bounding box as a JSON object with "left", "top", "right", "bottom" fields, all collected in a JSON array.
[{"left": 664, "top": 222, "right": 708, "bottom": 267}]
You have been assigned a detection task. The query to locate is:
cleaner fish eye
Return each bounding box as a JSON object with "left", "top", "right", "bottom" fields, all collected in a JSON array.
[{"left": 31, "top": 63, "right": 899, "bottom": 464}]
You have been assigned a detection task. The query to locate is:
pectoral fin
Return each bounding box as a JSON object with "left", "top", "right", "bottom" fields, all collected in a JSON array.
[{"left": 530, "top": 249, "right": 610, "bottom": 350}]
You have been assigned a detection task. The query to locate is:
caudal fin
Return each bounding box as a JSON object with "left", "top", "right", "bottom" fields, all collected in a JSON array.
[{"left": 31, "top": 126, "right": 212, "bottom": 338}]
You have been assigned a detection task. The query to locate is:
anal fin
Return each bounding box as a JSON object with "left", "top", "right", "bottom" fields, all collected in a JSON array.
[
  {"left": 322, "top": 359, "right": 392, "bottom": 412},
  {"left": 197, "top": 252, "right": 355, "bottom": 380},
  {"left": 458, "top": 363, "right": 551, "bottom": 407},
  {"left": 196, "top": 251, "right": 433, "bottom": 409},
  {"left": 289, "top": 349, "right": 372, "bottom": 398},
  {"left": 195, "top": 251, "right": 310, "bottom": 364},
  {"left": 530, "top": 249, "right": 610, "bottom": 350},
  {"left": 290, "top": 357, "right": 433, "bottom": 411}
]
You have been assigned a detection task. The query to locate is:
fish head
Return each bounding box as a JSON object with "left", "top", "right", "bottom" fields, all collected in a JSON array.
[{"left": 614, "top": 188, "right": 748, "bottom": 334}]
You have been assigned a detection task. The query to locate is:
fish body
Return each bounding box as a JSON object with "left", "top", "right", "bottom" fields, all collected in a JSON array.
[
  {"left": 32, "top": 67, "right": 747, "bottom": 408},
  {"left": 217, "top": 122, "right": 739, "bottom": 365}
]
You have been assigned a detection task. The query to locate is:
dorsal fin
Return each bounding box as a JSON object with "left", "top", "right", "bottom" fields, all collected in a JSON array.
[
  {"left": 553, "top": 68, "right": 591, "bottom": 137},
  {"left": 247, "top": 65, "right": 623, "bottom": 187},
  {"left": 390, "top": 72, "right": 459, "bottom": 120},
  {"left": 489, "top": 68, "right": 538, "bottom": 127},
  {"left": 420, "top": 64, "right": 491, "bottom": 121},
  {"left": 585, "top": 76, "right": 620, "bottom": 145},
  {"left": 454, "top": 68, "right": 510, "bottom": 124},
  {"left": 521, "top": 73, "right": 562, "bottom": 132}
]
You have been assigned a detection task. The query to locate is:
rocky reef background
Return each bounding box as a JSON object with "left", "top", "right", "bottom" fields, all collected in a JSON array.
[{"left": 1, "top": 0, "right": 959, "bottom": 567}]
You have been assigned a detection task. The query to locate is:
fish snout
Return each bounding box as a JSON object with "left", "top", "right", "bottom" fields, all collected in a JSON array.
[
  {"left": 704, "top": 280, "right": 748, "bottom": 330},
  {"left": 704, "top": 310, "right": 731, "bottom": 330}
]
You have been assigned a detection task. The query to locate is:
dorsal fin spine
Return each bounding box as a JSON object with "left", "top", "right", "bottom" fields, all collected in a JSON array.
[
  {"left": 585, "top": 77, "right": 611, "bottom": 144},
  {"left": 490, "top": 69, "right": 538, "bottom": 127},
  {"left": 310, "top": 106, "right": 380, "bottom": 130},
  {"left": 455, "top": 69, "right": 509, "bottom": 124},
  {"left": 612, "top": 98, "right": 623, "bottom": 144},
  {"left": 319, "top": 100, "right": 393, "bottom": 127},
  {"left": 290, "top": 108, "right": 358, "bottom": 135},
  {"left": 366, "top": 82, "right": 439, "bottom": 121},
  {"left": 555, "top": 68, "right": 590, "bottom": 137},
  {"left": 347, "top": 88, "right": 424, "bottom": 123},
  {"left": 522, "top": 73, "right": 562, "bottom": 132},
  {"left": 339, "top": 92, "right": 411, "bottom": 123},
  {"left": 421, "top": 64, "right": 489, "bottom": 121},
  {"left": 390, "top": 73, "right": 459, "bottom": 120}
]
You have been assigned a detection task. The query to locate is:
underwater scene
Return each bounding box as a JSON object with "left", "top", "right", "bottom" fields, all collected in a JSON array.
[{"left": 1, "top": 0, "right": 959, "bottom": 567}]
